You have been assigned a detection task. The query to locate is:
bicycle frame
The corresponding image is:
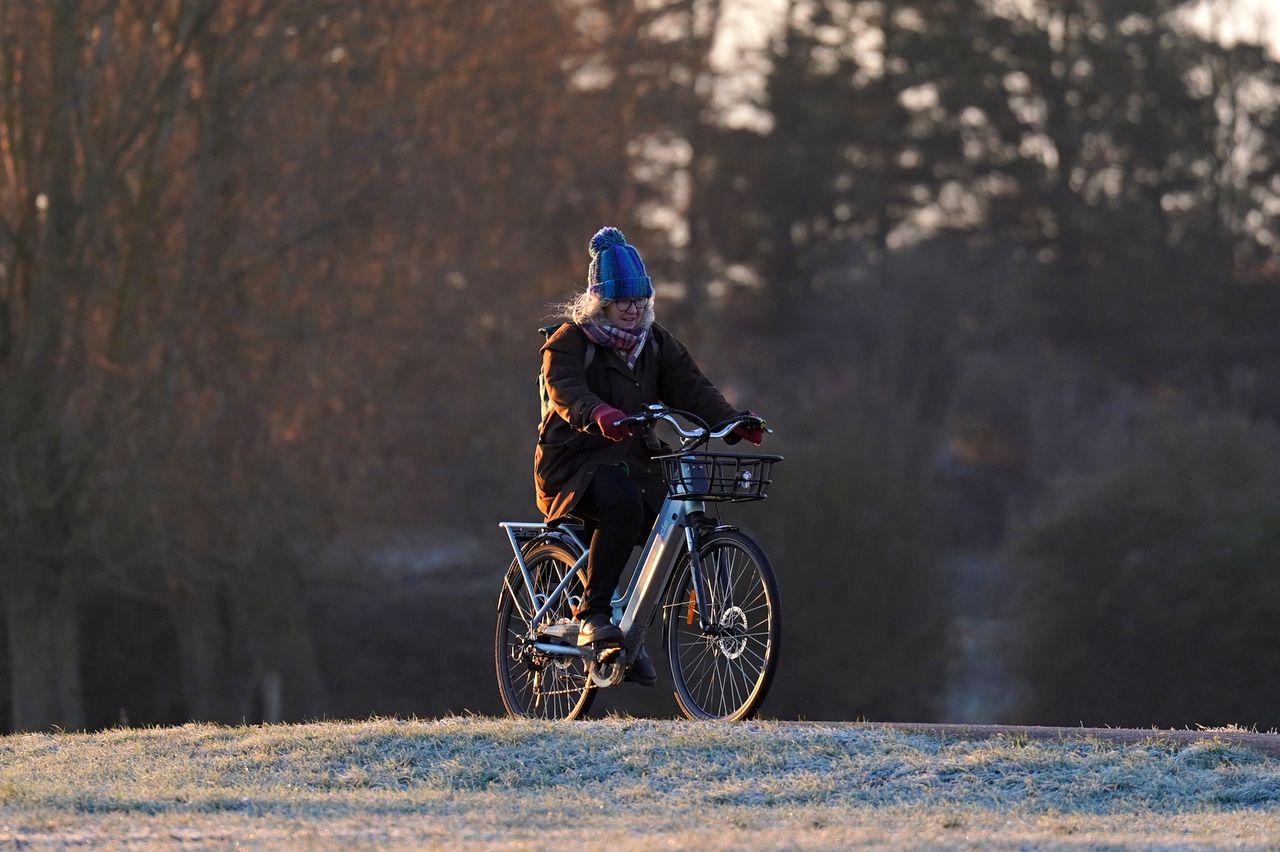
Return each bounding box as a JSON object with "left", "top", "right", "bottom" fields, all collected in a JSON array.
[{"left": 499, "top": 460, "right": 725, "bottom": 663}]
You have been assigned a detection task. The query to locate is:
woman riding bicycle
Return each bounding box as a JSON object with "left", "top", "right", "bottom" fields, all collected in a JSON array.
[{"left": 536, "top": 226, "right": 763, "bottom": 685}]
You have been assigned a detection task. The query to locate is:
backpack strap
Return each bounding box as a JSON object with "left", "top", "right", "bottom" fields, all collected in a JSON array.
[{"left": 539, "top": 322, "right": 597, "bottom": 368}]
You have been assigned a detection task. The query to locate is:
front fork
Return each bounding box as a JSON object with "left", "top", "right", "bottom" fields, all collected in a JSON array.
[{"left": 684, "top": 520, "right": 722, "bottom": 634}]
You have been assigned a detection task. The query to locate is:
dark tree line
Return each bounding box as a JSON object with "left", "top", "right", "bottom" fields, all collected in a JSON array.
[{"left": 0, "top": 0, "right": 1276, "bottom": 731}]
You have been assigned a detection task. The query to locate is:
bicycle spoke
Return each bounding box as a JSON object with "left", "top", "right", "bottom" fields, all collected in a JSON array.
[
  {"left": 740, "top": 585, "right": 767, "bottom": 611},
  {"left": 680, "top": 627, "right": 716, "bottom": 703},
  {"left": 738, "top": 642, "right": 769, "bottom": 672},
  {"left": 667, "top": 534, "right": 778, "bottom": 722},
  {"left": 680, "top": 634, "right": 716, "bottom": 689},
  {"left": 723, "top": 652, "right": 739, "bottom": 716},
  {"left": 497, "top": 546, "right": 594, "bottom": 720},
  {"left": 707, "top": 645, "right": 724, "bottom": 715},
  {"left": 732, "top": 647, "right": 758, "bottom": 693},
  {"left": 708, "top": 645, "right": 726, "bottom": 711},
  {"left": 720, "top": 654, "right": 738, "bottom": 716},
  {"left": 502, "top": 576, "right": 535, "bottom": 629}
]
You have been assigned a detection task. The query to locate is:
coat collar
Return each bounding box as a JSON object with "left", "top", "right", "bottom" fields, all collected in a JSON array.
[{"left": 601, "top": 333, "right": 657, "bottom": 379}]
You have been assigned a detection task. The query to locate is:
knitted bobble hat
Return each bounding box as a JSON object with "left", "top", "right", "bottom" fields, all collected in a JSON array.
[{"left": 587, "top": 227, "right": 653, "bottom": 301}]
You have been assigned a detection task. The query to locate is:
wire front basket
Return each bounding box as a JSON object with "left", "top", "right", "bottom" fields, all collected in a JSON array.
[{"left": 656, "top": 451, "right": 782, "bottom": 503}]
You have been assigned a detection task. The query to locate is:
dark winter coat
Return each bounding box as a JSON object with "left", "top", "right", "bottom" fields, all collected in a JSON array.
[{"left": 535, "top": 321, "right": 740, "bottom": 523}]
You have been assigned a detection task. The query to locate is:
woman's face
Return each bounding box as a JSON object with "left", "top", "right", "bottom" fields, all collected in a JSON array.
[{"left": 604, "top": 297, "right": 649, "bottom": 330}]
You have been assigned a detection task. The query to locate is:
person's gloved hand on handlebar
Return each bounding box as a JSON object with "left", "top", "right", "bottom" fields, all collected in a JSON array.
[
  {"left": 591, "top": 403, "right": 634, "bottom": 441},
  {"left": 724, "top": 411, "right": 764, "bottom": 446}
]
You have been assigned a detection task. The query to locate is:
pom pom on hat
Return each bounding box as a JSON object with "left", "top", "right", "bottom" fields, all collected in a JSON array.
[
  {"left": 589, "top": 226, "right": 628, "bottom": 258},
  {"left": 587, "top": 226, "right": 653, "bottom": 301}
]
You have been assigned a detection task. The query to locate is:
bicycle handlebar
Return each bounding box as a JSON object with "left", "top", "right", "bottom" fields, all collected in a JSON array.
[{"left": 613, "top": 405, "right": 771, "bottom": 443}]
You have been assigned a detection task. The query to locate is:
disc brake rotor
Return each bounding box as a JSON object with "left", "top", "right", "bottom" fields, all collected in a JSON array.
[{"left": 716, "top": 606, "right": 749, "bottom": 659}]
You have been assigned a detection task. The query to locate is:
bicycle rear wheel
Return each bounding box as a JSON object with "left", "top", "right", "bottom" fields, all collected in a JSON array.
[
  {"left": 494, "top": 540, "right": 596, "bottom": 720},
  {"left": 662, "top": 530, "right": 781, "bottom": 721}
]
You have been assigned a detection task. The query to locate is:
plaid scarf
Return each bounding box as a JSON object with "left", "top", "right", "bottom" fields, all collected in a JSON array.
[{"left": 578, "top": 321, "right": 648, "bottom": 370}]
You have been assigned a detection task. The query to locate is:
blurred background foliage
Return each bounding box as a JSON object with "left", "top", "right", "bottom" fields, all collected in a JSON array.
[{"left": 0, "top": 0, "right": 1276, "bottom": 731}]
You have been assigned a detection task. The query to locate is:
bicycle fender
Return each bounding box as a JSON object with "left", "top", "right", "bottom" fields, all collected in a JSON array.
[{"left": 524, "top": 529, "right": 586, "bottom": 559}]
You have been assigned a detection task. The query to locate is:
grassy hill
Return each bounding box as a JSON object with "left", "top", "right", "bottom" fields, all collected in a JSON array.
[{"left": 3, "top": 717, "right": 1280, "bottom": 848}]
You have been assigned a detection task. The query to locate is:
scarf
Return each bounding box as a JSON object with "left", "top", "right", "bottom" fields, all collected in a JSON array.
[{"left": 579, "top": 321, "right": 648, "bottom": 370}]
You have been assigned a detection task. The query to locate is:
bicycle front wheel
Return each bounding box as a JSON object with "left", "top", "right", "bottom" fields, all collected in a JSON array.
[
  {"left": 494, "top": 540, "right": 596, "bottom": 720},
  {"left": 662, "top": 530, "right": 781, "bottom": 721}
]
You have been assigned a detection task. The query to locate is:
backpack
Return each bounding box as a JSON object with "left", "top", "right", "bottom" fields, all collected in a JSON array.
[
  {"left": 537, "top": 323, "right": 594, "bottom": 427},
  {"left": 536, "top": 323, "right": 659, "bottom": 427}
]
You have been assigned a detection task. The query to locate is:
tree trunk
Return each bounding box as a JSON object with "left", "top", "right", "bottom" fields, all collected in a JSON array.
[
  {"left": 169, "top": 578, "right": 230, "bottom": 722},
  {"left": 236, "top": 572, "right": 329, "bottom": 722},
  {"left": 5, "top": 568, "right": 84, "bottom": 731}
]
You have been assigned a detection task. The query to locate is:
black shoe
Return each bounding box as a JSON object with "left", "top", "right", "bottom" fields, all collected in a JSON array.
[
  {"left": 624, "top": 643, "right": 657, "bottom": 687},
  {"left": 576, "top": 612, "right": 622, "bottom": 646}
]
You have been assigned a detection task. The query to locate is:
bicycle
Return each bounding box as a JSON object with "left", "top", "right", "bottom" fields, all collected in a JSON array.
[{"left": 495, "top": 405, "right": 783, "bottom": 721}]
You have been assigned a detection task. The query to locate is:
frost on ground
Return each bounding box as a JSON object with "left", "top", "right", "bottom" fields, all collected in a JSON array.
[{"left": 2, "top": 717, "right": 1279, "bottom": 849}]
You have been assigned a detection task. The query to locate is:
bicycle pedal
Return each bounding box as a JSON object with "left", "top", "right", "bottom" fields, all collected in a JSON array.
[
  {"left": 581, "top": 640, "right": 622, "bottom": 665},
  {"left": 594, "top": 644, "right": 623, "bottom": 665},
  {"left": 588, "top": 648, "right": 627, "bottom": 688}
]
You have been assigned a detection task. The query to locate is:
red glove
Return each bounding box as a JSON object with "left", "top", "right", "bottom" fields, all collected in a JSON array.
[
  {"left": 591, "top": 403, "right": 633, "bottom": 442},
  {"left": 726, "top": 412, "right": 764, "bottom": 446}
]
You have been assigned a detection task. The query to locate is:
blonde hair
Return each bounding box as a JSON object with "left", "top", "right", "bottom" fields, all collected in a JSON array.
[
  {"left": 553, "top": 289, "right": 605, "bottom": 324},
  {"left": 552, "top": 289, "right": 656, "bottom": 329}
]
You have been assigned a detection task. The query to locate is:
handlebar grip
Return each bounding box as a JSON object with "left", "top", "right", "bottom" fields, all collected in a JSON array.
[{"left": 735, "top": 414, "right": 768, "bottom": 429}]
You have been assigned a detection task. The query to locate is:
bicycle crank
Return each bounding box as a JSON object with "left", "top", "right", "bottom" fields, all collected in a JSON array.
[{"left": 586, "top": 643, "right": 626, "bottom": 688}]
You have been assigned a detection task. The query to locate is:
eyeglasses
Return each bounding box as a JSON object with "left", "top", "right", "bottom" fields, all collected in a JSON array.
[{"left": 610, "top": 297, "right": 650, "bottom": 313}]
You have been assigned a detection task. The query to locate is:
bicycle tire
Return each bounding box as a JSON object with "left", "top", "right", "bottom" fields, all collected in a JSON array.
[
  {"left": 662, "top": 530, "right": 781, "bottom": 721},
  {"left": 494, "top": 540, "right": 597, "bottom": 720}
]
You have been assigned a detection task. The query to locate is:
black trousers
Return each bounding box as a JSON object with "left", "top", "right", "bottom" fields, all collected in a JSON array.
[{"left": 573, "top": 464, "right": 654, "bottom": 618}]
